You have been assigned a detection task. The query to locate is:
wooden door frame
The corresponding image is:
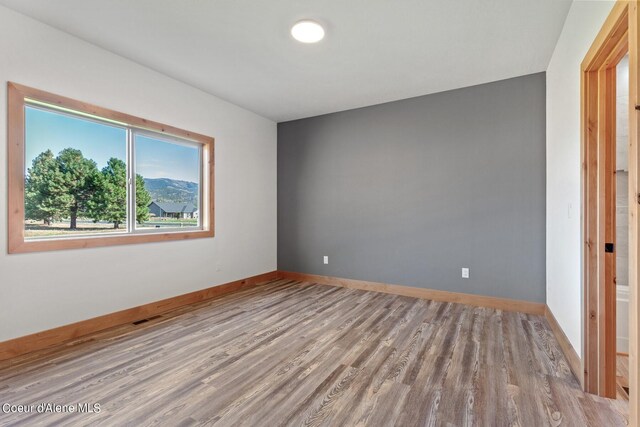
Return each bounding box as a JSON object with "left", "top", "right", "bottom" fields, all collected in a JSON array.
[
  {"left": 581, "top": 1, "right": 638, "bottom": 421},
  {"left": 582, "top": 3, "right": 626, "bottom": 399}
]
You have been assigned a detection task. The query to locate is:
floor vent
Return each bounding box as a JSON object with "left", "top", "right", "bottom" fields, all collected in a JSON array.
[{"left": 132, "top": 315, "right": 162, "bottom": 326}]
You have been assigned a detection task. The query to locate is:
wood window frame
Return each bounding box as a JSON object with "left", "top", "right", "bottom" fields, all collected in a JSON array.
[
  {"left": 581, "top": 1, "right": 637, "bottom": 421},
  {"left": 7, "top": 82, "right": 215, "bottom": 253}
]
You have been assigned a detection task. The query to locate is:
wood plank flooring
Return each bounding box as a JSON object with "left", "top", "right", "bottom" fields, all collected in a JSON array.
[{"left": 0, "top": 279, "right": 630, "bottom": 426}]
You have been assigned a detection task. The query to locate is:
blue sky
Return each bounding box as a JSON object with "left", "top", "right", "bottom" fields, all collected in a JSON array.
[
  {"left": 26, "top": 106, "right": 200, "bottom": 183},
  {"left": 136, "top": 135, "right": 199, "bottom": 183}
]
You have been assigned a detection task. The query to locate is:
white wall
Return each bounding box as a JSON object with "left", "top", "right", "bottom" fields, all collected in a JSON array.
[
  {"left": 0, "top": 6, "right": 277, "bottom": 342},
  {"left": 546, "top": 0, "right": 615, "bottom": 358}
]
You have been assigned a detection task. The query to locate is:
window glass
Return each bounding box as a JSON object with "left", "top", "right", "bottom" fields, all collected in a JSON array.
[
  {"left": 24, "top": 105, "right": 127, "bottom": 238},
  {"left": 135, "top": 133, "right": 201, "bottom": 230},
  {"left": 9, "top": 84, "right": 213, "bottom": 253}
]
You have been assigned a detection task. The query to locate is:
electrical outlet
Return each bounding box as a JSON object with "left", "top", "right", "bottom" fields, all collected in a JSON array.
[
  {"left": 323, "top": 256, "right": 329, "bottom": 265},
  {"left": 461, "top": 268, "right": 469, "bottom": 279}
]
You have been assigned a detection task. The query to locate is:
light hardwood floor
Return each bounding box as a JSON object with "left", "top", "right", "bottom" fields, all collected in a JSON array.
[{"left": 0, "top": 279, "right": 630, "bottom": 426}]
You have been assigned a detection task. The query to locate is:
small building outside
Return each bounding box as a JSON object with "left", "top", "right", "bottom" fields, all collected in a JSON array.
[{"left": 148, "top": 201, "right": 198, "bottom": 219}]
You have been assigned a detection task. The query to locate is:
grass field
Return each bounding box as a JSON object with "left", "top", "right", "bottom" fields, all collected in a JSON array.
[
  {"left": 25, "top": 220, "right": 124, "bottom": 238},
  {"left": 137, "top": 218, "right": 198, "bottom": 229},
  {"left": 25, "top": 218, "right": 199, "bottom": 238}
]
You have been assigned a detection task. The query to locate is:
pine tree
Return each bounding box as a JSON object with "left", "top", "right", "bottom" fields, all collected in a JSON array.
[
  {"left": 56, "top": 148, "right": 100, "bottom": 229},
  {"left": 25, "top": 150, "right": 69, "bottom": 225},
  {"left": 136, "top": 174, "right": 152, "bottom": 224},
  {"left": 26, "top": 149, "right": 151, "bottom": 230},
  {"left": 88, "top": 158, "right": 127, "bottom": 229}
]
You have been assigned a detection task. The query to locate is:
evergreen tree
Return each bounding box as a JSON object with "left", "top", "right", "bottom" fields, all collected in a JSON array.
[
  {"left": 25, "top": 150, "right": 69, "bottom": 225},
  {"left": 88, "top": 158, "right": 127, "bottom": 229},
  {"left": 84, "top": 160, "right": 151, "bottom": 227},
  {"left": 136, "top": 174, "right": 152, "bottom": 224},
  {"left": 56, "top": 148, "right": 100, "bottom": 229},
  {"left": 26, "top": 148, "right": 152, "bottom": 230}
]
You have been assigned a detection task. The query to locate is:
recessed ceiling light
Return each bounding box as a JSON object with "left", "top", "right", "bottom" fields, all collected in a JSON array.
[{"left": 291, "top": 20, "right": 325, "bottom": 43}]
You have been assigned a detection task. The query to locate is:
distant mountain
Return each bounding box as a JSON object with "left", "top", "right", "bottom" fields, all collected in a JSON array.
[{"left": 144, "top": 178, "right": 198, "bottom": 207}]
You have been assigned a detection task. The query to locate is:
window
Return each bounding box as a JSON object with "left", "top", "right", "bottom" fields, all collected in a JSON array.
[{"left": 8, "top": 83, "right": 214, "bottom": 253}]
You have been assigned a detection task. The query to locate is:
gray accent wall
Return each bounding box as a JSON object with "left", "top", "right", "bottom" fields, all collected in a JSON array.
[{"left": 278, "top": 73, "right": 546, "bottom": 303}]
